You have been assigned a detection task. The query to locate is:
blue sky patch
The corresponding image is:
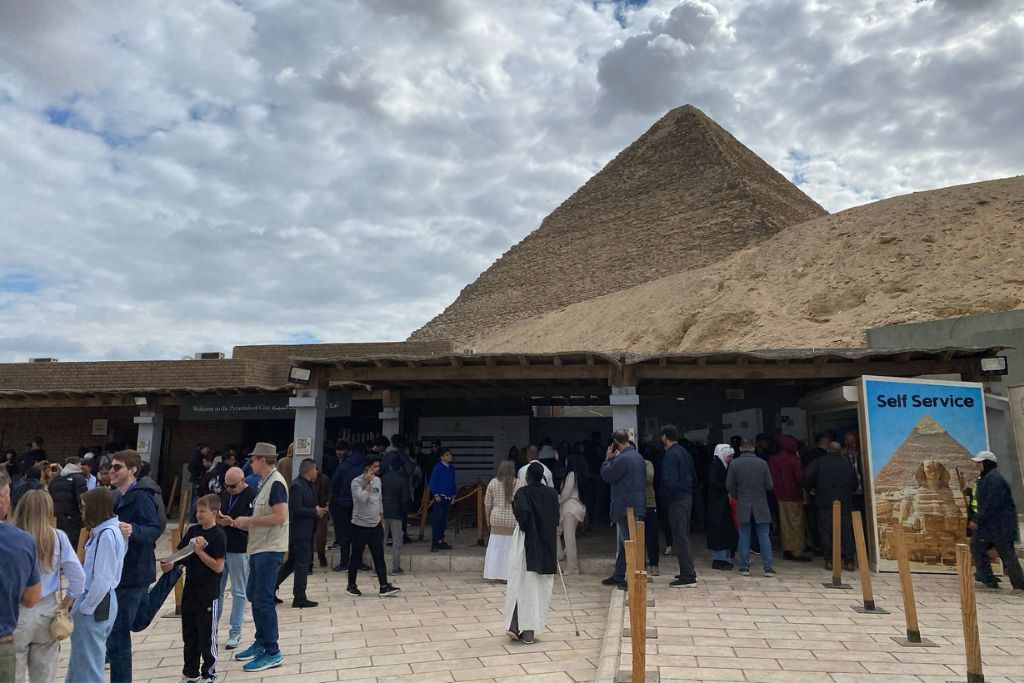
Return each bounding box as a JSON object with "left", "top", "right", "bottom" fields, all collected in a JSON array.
[{"left": 0, "top": 272, "right": 42, "bottom": 294}]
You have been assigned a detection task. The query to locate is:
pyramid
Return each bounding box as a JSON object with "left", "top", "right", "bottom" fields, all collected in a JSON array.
[
  {"left": 874, "top": 414, "right": 975, "bottom": 492},
  {"left": 410, "top": 105, "right": 826, "bottom": 344}
]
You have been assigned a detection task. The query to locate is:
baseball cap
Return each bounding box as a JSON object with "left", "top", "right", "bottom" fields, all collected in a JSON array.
[{"left": 971, "top": 450, "right": 997, "bottom": 463}]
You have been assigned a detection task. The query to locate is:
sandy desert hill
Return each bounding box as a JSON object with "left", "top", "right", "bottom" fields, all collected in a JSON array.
[
  {"left": 410, "top": 105, "right": 826, "bottom": 344},
  {"left": 468, "top": 175, "right": 1024, "bottom": 353}
]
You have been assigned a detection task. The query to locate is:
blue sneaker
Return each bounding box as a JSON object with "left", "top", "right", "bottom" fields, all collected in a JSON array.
[
  {"left": 233, "top": 642, "right": 264, "bottom": 661},
  {"left": 243, "top": 651, "right": 284, "bottom": 672}
]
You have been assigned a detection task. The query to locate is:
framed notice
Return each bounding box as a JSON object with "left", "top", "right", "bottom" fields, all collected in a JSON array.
[
  {"left": 862, "top": 376, "right": 988, "bottom": 573},
  {"left": 91, "top": 419, "right": 108, "bottom": 436},
  {"left": 294, "top": 437, "right": 312, "bottom": 456}
]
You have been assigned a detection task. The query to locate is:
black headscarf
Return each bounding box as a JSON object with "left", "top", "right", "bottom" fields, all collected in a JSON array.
[{"left": 512, "top": 462, "right": 559, "bottom": 574}]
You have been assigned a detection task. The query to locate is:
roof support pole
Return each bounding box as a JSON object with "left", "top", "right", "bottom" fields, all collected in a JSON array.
[
  {"left": 380, "top": 390, "right": 402, "bottom": 442},
  {"left": 290, "top": 381, "right": 328, "bottom": 479},
  {"left": 610, "top": 385, "right": 640, "bottom": 442},
  {"left": 134, "top": 409, "right": 164, "bottom": 481}
]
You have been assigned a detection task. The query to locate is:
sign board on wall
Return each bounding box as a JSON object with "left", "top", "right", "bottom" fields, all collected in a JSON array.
[
  {"left": 91, "top": 419, "right": 108, "bottom": 436},
  {"left": 862, "top": 376, "right": 988, "bottom": 573},
  {"left": 418, "top": 416, "right": 530, "bottom": 487},
  {"left": 180, "top": 392, "right": 352, "bottom": 421}
]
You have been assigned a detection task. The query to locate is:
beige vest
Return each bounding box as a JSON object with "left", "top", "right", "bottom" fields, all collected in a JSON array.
[{"left": 247, "top": 469, "right": 289, "bottom": 554}]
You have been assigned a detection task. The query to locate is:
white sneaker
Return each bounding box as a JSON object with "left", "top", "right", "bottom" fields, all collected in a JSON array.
[{"left": 663, "top": 546, "right": 672, "bottom": 556}]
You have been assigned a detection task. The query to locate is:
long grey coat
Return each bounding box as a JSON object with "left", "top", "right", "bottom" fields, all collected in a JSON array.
[{"left": 726, "top": 452, "right": 774, "bottom": 524}]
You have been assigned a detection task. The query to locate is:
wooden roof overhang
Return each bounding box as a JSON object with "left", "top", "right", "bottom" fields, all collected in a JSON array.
[{"left": 294, "top": 347, "right": 1001, "bottom": 396}]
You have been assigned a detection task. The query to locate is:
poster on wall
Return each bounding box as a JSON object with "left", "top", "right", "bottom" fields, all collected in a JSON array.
[{"left": 862, "top": 376, "right": 988, "bottom": 573}]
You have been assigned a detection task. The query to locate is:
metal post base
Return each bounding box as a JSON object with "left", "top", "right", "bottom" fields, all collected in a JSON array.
[
  {"left": 852, "top": 603, "right": 890, "bottom": 614},
  {"left": 890, "top": 635, "right": 938, "bottom": 648},
  {"left": 822, "top": 581, "right": 853, "bottom": 589}
]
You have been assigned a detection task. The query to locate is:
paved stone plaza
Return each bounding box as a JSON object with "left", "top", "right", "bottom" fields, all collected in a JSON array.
[
  {"left": 53, "top": 529, "right": 1024, "bottom": 682},
  {"left": 618, "top": 557, "right": 1024, "bottom": 683}
]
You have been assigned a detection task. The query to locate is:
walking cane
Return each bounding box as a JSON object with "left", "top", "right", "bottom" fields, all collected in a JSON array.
[{"left": 556, "top": 562, "right": 581, "bottom": 637}]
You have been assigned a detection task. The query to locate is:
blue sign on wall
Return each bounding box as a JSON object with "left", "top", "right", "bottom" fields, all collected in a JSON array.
[{"left": 862, "top": 376, "right": 988, "bottom": 572}]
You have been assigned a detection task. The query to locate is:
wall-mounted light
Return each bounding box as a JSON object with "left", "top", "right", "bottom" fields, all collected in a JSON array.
[
  {"left": 133, "top": 396, "right": 148, "bottom": 406},
  {"left": 980, "top": 356, "right": 1008, "bottom": 376},
  {"left": 289, "top": 366, "right": 312, "bottom": 385}
]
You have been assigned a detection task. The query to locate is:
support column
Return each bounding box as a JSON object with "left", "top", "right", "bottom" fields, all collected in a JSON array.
[
  {"left": 379, "top": 390, "right": 402, "bottom": 441},
  {"left": 290, "top": 388, "right": 327, "bottom": 480},
  {"left": 134, "top": 410, "right": 164, "bottom": 477},
  {"left": 610, "top": 385, "right": 640, "bottom": 442}
]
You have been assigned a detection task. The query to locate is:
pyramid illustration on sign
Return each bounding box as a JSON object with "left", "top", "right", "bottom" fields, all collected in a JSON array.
[
  {"left": 874, "top": 414, "right": 972, "bottom": 567},
  {"left": 875, "top": 414, "right": 974, "bottom": 493}
]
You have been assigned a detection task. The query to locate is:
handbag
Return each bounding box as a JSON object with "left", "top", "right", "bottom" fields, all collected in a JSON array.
[{"left": 49, "top": 530, "right": 74, "bottom": 641}]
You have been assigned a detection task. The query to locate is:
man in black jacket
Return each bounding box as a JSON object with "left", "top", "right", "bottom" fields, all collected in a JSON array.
[
  {"left": 18, "top": 437, "right": 47, "bottom": 477},
  {"left": 218, "top": 467, "right": 256, "bottom": 649},
  {"left": 659, "top": 425, "right": 698, "bottom": 588},
  {"left": 276, "top": 459, "right": 326, "bottom": 608},
  {"left": 803, "top": 441, "right": 858, "bottom": 571},
  {"left": 381, "top": 458, "right": 411, "bottom": 575},
  {"left": 49, "top": 457, "right": 88, "bottom": 550}
]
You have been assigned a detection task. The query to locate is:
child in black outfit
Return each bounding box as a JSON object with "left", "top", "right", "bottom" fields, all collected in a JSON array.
[{"left": 161, "top": 493, "right": 227, "bottom": 683}]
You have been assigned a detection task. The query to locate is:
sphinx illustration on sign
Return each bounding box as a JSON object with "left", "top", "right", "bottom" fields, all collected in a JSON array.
[{"left": 873, "top": 414, "right": 972, "bottom": 569}]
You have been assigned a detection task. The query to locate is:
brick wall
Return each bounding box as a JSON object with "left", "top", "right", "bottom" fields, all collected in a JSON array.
[{"left": 0, "top": 406, "right": 139, "bottom": 463}]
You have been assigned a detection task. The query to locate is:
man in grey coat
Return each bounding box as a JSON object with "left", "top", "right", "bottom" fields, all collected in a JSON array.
[
  {"left": 599, "top": 429, "right": 646, "bottom": 589},
  {"left": 726, "top": 437, "right": 776, "bottom": 577}
]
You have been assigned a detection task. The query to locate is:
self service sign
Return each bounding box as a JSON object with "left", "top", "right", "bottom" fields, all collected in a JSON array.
[{"left": 861, "top": 375, "right": 988, "bottom": 572}]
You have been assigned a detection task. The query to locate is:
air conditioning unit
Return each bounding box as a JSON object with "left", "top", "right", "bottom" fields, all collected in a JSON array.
[
  {"left": 193, "top": 352, "right": 226, "bottom": 360},
  {"left": 28, "top": 357, "right": 59, "bottom": 363}
]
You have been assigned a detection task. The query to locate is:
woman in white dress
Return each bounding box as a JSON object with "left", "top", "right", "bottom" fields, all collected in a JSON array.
[
  {"left": 484, "top": 459, "right": 518, "bottom": 581},
  {"left": 556, "top": 453, "right": 587, "bottom": 575}
]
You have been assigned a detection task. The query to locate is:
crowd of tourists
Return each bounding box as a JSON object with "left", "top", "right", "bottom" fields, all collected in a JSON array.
[{"left": 2, "top": 425, "right": 1022, "bottom": 682}]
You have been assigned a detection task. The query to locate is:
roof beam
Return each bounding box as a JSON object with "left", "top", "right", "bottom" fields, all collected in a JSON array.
[
  {"left": 324, "top": 364, "right": 612, "bottom": 383},
  {"left": 636, "top": 358, "right": 972, "bottom": 381}
]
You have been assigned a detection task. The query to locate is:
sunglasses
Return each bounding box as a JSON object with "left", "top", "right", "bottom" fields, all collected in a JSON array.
[
  {"left": 110, "top": 464, "right": 126, "bottom": 472},
  {"left": 225, "top": 481, "right": 242, "bottom": 489}
]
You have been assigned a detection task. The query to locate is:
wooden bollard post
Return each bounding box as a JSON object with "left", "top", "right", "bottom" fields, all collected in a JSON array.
[
  {"left": 891, "top": 525, "right": 936, "bottom": 647},
  {"left": 851, "top": 510, "right": 887, "bottom": 613},
  {"left": 476, "top": 484, "right": 485, "bottom": 546},
  {"left": 956, "top": 544, "right": 985, "bottom": 682},
  {"left": 166, "top": 474, "right": 179, "bottom": 514},
  {"left": 162, "top": 526, "right": 185, "bottom": 618},
  {"left": 635, "top": 519, "right": 647, "bottom": 580},
  {"left": 631, "top": 567, "right": 647, "bottom": 683},
  {"left": 823, "top": 500, "right": 851, "bottom": 589}
]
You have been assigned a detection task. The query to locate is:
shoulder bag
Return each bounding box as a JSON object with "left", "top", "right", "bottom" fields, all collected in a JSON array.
[{"left": 49, "top": 529, "right": 74, "bottom": 641}]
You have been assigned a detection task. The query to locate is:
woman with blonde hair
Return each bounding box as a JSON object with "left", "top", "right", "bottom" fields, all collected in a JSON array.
[
  {"left": 483, "top": 459, "right": 518, "bottom": 581},
  {"left": 11, "top": 490, "right": 85, "bottom": 683},
  {"left": 66, "top": 486, "right": 126, "bottom": 683}
]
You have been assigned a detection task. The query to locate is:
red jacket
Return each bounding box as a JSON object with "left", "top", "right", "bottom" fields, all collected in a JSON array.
[{"left": 768, "top": 436, "right": 803, "bottom": 502}]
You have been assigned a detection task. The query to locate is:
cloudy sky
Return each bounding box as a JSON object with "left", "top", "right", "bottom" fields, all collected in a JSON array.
[{"left": 1, "top": 0, "right": 1021, "bottom": 362}]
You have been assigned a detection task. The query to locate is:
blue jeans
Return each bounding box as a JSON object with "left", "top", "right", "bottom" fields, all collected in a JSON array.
[
  {"left": 219, "top": 552, "right": 249, "bottom": 638},
  {"left": 738, "top": 522, "right": 773, "bottom": 570},
  {"left": 248, "top": 551, "right": 284, "bottom": 655},
  {"left": 711, "top": 549, "right": 731, "bottom": 561},
  {"left": 612, "top": 512, "right": 643, "bottom": 581},
  {"left": 108, "top": 585, "right": 146, "bottom": 683},
  {"left": 68, "top": 591, "right": 118, "bottom": 683},
  {"left": 431, "top": 499, "right": 450, "bottom": 546}
]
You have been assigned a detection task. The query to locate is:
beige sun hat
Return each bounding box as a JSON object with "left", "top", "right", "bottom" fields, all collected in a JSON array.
[{"left": 248, "top": 442, "right": 279, "bottom": 460}]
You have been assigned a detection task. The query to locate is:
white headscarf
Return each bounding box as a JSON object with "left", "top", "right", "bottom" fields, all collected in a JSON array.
[{"left": 713, "top": 444, "right": 734, "bottom": 465}]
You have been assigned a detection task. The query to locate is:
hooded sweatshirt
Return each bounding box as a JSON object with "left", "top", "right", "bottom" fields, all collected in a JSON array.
[{"left": 113, "top": 479, "right": 164, "bottom": 588}]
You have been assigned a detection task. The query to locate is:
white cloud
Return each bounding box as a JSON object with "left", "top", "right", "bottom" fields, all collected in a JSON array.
[{"left": 0, "top": 0, "right": 1020, "bottom": 361}]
